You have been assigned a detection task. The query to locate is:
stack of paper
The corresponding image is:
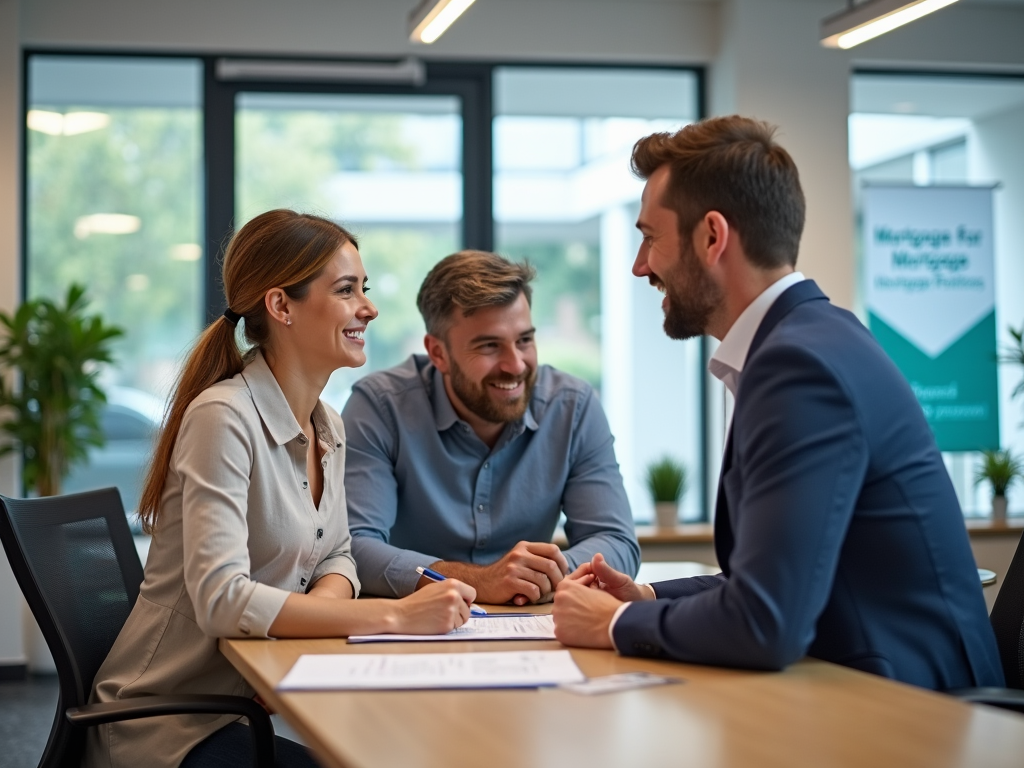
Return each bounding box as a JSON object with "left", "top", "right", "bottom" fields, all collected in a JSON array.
[
  {"left": 347, "top": 614, "right": 556, "bottom": 644},
  {"left": 276, "top": 649, "right": 585, "bottom": 691}
]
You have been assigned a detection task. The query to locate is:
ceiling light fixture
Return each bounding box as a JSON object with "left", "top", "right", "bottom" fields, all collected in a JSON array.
[
  {"left": 74, "top": 214, "right": 141, "bottom": 239},
  {"left": 820, "top": 0, "right": 960, "bottom": 50},
  {"left": 408, "top": 0, "right": 477, "bottom": 44},
  {"left": 27, "top": 110, "right": 111, "bottom": 136}
]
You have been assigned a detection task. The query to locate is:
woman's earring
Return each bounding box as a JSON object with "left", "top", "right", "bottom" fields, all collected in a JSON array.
[{"left": 286, "top": 318, "right": 292, "bottom": 326}]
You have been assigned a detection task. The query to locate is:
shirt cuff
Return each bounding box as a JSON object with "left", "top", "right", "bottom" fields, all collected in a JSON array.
[
  {"left": 239, "top": 582, "right": 291, "bottom": 639},
  {"left": 384, "top": 549, "right": 442, "bottom": 597},
  {"left": 606, "top": 584, "right": 657, "bottom": 652},
  {"left": 311, "top": 556, "right": 362, "bottom": 598},
  {"left": 608, "top": 601, "right": 633, "bottom": 652}
]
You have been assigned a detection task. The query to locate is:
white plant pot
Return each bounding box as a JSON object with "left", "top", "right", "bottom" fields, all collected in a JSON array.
[
  {"left": 22, "top": 599, "right": 56, "bottom": 674},
  {"left": 992, "top": 494, "right": 1008, "bottom": 522},
  {"left": 654, "top": 502, "right": 679, "bottom": 529}
]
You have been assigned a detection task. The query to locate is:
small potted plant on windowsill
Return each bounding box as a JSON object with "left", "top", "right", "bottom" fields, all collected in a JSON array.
[
  {"left": 645, "top": 456, "right": 688, "bottom": 529},
  {"left": 974, "top": 449, "right": 1023, "bottom": 522}
]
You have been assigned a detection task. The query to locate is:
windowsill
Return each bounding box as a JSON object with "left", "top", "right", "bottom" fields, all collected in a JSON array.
[
  {"left": 633, "top": 524, "right": 715, "bottom": 544},
  {"left": 554, "top": 518, "right": 1022, "bottom": 549},
  {"left": 963, "top": 517, "right": 1024, "bottom": 537}
]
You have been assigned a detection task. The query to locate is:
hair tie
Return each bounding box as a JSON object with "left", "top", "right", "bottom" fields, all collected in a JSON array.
[{"left": 223, "top": 308, "right": 241, "bottom": 326}]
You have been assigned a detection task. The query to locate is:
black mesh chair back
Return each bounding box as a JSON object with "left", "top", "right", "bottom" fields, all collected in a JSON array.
[
  {"left": 989, "top": 530, "right": 1024, "bottom": 689},
  {"left": 0, "top": 487, "right": 143, "bottom": 767}
]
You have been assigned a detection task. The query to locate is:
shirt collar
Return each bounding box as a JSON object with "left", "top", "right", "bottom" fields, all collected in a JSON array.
[
  {"left": 427, "top": 360, "right": 540, "bottom": 434},
  {"left": 709, "top": 271, "right": 805, "bottom": 395},
  {"left": 241, "top": 350, "right": 343, "bottom": 450}
]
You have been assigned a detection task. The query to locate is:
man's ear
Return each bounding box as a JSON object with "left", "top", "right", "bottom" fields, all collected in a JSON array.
[
  {"left": 694, "top": 211, "right": 731, "bottom": 268},
  {"left": 424, "top": 333, "right": 451, "bottom": 375},
  {"left": 264, "top": 288, "right": 291, "bottom": 327}
]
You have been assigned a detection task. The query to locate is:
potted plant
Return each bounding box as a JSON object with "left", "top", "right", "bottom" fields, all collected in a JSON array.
[
  {"left": 0, "top": 283, "right": 123, "bottom": 497},
  {"left": 646, "top": 456, "right": 688, "bottom": 529},
  {"left": 974, "top": 449, "right": 1023, "bottom": 522}
]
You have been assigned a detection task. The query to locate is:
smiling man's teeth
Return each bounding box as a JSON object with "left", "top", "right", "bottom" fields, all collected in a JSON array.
[
  {"left": 344, "top": 330, "right": 364, "bottom": 340},
  {"left": 492, "top": 381, "right": 519, "bottom": 390}
]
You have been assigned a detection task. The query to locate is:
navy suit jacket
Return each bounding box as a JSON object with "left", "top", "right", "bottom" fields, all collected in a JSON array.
[{"left": 614, "top": 280, "right": 1003, "bottom": 690}]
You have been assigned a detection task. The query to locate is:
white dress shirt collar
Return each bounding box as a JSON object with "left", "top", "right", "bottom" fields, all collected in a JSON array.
[{"left": 708, "top": 271, "right": 805, "bottom": 396}]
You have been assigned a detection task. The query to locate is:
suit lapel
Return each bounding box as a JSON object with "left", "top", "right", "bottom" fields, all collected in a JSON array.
[{"left": 711, "top": 279, "right": 828, "bottom": 576}]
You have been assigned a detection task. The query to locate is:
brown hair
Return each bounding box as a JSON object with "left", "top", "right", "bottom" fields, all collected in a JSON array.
[
  {"left": 138, "top": 210, "right": 358, "bottom": 532},
  {"left": 631, "top": 116, "right": 805, "bottom": 269},
  {"left": 416, "top": 250, "right": 536, "bottom": 339}
]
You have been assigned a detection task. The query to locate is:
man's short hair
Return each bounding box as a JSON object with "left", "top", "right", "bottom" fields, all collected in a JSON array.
[
  {"left": 631, "top": 116, "right": 806, "bottom": 269},
  {"left": 417, "top": 250, "right": 536, "bottom": 339}
]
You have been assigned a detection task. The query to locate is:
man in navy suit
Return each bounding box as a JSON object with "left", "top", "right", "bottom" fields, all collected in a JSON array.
[{"left": 551, "top": 116, "right": 1003, "bottom": 690}]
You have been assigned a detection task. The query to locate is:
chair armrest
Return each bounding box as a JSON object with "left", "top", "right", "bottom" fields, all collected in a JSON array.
[
  {"left": 66, "top": 694, "right": 276, "bottom": 768},
  {"left": 947, "top": 687, "right": 1024, "bottom": 715}
]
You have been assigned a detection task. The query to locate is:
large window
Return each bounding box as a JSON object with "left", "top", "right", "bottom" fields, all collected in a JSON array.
[
  {"left": 493, "top": 67, "right": 702, "bottom": 521},
  {"left": 850, "top": 73, "right": 1024, "bottom": 516},
  {"left": 26, "top": 56, "right": 204, "bottom": 515},
  {"left": 24, "top": 54, "right": 705, "bottom": 523},
  {"left": 235, "top": 92, "right": 463, "bottom": 406}
]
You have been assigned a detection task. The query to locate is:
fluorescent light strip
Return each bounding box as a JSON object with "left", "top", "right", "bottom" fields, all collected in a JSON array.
[
  {"left": 409, "top": 0, "right": 476, "bottom": 44},
  {"left": 821, "top": 0, "right": 960, "bottom": 50}
]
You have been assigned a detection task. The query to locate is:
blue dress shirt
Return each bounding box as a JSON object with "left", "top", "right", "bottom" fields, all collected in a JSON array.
[{"left": 342, "top": 355, "right": 639, "bottom": 597}]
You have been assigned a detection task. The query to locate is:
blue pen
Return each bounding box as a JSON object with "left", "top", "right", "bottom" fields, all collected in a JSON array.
[{"left": 415, "top": 566, "right": 488, "bottom": 616}]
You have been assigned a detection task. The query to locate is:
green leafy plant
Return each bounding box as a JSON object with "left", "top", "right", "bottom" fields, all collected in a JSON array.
[
  {"left": 1001, "top": 323, "right": 1024, "bottom": 401},
  {"left": 0, "top": 284, "right": 124, "bottom": 497},
  {"left": 974, "top": 449, "right": 1024, "bottom": 498},
  {"left": 645, "top": 456, "right": 688, "bottom": 504}
]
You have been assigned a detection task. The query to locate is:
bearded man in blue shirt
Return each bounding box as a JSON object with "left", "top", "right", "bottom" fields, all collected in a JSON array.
[{"left": 343, "top": 250, "right": 639, "bottom": 604}]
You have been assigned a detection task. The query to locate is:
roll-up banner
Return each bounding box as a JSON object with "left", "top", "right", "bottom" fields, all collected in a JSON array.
[{"left": 863, "top": 185, "right": 999, "bottom": 452}]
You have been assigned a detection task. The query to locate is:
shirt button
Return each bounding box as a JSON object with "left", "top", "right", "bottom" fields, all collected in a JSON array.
[
  {"left": 477, "top": 504, "right": 484, "bottom": 512},
  {"left": 302, "top": 481, "right": 309, "bottom": 489},
  {"left": 317, "top": 528, "right": 323, "bottom": 539},
  {"left": 298, "top": 435, "right": 308, "bottom": 445},
  {"left": 300, "top": 578, "right": 307, "bottom": 586},
  {"left": 483, "top": 462, "right": 489, "bottom": 469}
]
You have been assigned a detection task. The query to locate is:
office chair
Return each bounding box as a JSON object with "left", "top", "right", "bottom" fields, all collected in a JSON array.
[
  {"left": 948, "top": 527, "right": 1024, "bottom": 714},
  {"left": 0, "top": 487, "right": 276, "bottom": 768}
]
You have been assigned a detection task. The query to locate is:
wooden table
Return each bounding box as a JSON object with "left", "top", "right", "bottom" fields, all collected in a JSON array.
[{"left": 221, "top": 603, "right": 1024, "bottom": 768}]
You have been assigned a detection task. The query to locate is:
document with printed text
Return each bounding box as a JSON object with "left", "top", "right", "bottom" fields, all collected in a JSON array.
[
  {"left": 347, "top": 614, "right": 556, "bottom": 643},
  {"left": 276, "top": 649, "right": 585, "bottom": 691}
]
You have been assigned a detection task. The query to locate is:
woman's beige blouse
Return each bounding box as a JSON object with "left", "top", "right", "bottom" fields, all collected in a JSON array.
[{"left": 85, "top": 351, "right": 361, "bottom": 768}]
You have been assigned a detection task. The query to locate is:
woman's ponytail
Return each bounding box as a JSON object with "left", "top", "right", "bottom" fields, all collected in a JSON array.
[{"left": 137, "top": 317, "right": 244, "bottom": 532}]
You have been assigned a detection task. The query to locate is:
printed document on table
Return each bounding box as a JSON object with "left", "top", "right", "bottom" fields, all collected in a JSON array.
[
  {"left": 276, "top": 649, "right": 585, "bottom": 691},
  {"left": 347, "top": 614, "right": 556, "bottom": 643}
]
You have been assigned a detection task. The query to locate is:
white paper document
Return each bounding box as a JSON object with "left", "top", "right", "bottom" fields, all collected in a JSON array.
[
  {"left": 347, "top": 614, "right": 556, "bottom": 644},
  {"left": 276, "top": 649, "right": 585, "bottom": 691}
]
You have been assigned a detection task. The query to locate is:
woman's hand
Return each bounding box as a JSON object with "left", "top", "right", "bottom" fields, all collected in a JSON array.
[{"left": 391, "top": 579, "right": 477, "bottom": 634}]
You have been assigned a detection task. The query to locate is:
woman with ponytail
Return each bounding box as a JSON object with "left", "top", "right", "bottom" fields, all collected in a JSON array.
[{"left": 86, "top": 210, "right": 475, "bottom": 768}]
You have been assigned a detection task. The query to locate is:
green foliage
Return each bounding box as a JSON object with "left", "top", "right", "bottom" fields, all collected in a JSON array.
[
  {"left": 0, "top": 284, "right": 124, "bottom": 496},
  {"left": 27, "top": 107, "right": 203, "bottom": 390},
  {"left": 645, "top": 456, "right": 688, "bottom": 503},
  {"left": 1001, "top": 323, "right": 1024, "bottom": 401},
  {"left": 974, "top": 449, "right": 1024, "bottom": 498}
]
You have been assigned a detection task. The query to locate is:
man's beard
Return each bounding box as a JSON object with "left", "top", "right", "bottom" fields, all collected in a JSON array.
[
  {"left": 449, "top": 358, "right": 537, "bottom": 424},
  {"left": 659, "top": 240, "right": 722, "bottom": 340}
]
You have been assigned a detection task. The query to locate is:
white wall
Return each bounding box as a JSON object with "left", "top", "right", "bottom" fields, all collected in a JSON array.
[
  {"left": 20, "top": 0, "right": 719, "bottom": 63},
  {"left": 712, "top": 0, "right": 854, "bottom": 308}
]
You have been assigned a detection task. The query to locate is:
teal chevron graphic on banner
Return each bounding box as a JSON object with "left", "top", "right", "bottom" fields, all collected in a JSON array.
[{"left": 870, "top": 311, "right": 999, "bottom": 451}]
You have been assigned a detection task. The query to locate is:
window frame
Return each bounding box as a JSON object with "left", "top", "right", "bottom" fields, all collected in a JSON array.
[{"left": 21, "top": 49, "right": 711, "bottom": 521}]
